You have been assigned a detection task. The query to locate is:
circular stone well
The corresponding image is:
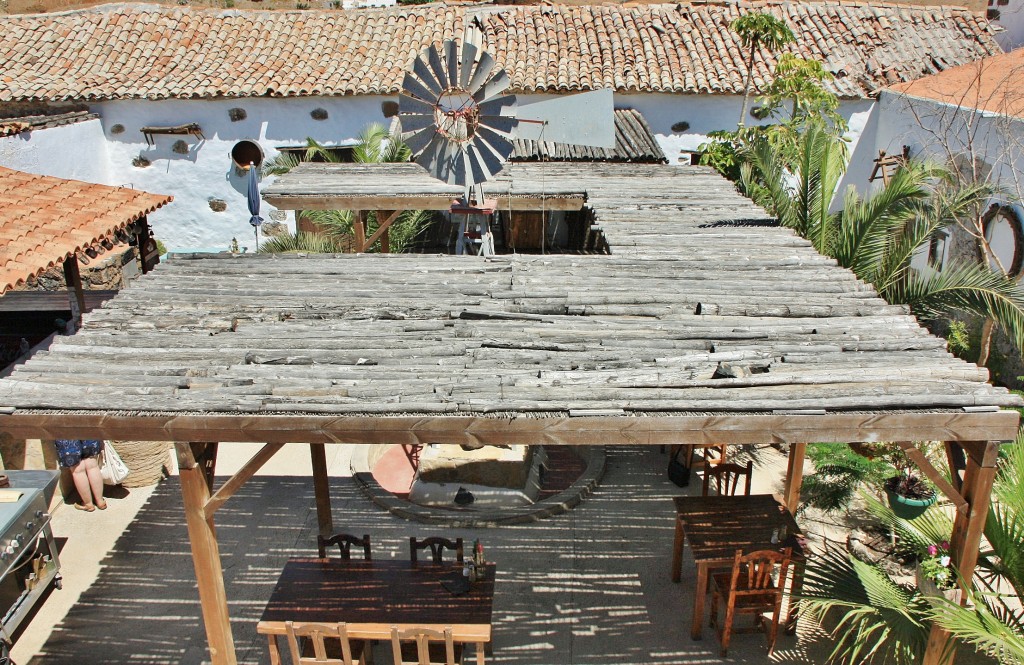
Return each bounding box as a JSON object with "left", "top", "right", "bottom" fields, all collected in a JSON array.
[{"left": 351, "top": 445, "right": 604, "bottom": 527}]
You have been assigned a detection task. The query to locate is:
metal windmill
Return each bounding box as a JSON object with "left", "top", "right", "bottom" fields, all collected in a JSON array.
[{"left": 398, "top": 34, "right": 616, "bottom": 252}]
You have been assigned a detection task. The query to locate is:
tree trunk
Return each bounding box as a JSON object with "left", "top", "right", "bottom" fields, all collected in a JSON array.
[
  {"left": 739, "top": 48, "right": 757, "bottom": 127},
  {"left": 977, "top": 317, "right": 995, "bottom": 367}
]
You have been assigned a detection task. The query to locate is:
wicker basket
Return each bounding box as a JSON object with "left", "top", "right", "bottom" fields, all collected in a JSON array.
[{"left": 109, "top": 441, "right": 172, "bottom": 488}]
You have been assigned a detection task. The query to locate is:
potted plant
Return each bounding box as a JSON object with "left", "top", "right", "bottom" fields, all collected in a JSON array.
[
  {"left": 802, "top": 442, "right": 937, "bottom": 517},
  {"left": 880, "top": 444, "right": 938, "bottom": 520},
  {"left": 914, "top": 540, "right": 961, "bottom": 602}
]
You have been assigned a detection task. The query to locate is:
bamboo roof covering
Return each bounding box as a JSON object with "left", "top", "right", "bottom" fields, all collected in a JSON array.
[{"left": 0, "top": 163, "right": 1019, "bottom": 445}]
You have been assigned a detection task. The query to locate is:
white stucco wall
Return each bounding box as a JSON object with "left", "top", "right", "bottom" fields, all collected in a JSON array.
[
  {"left": 992, "top": 2, "right": 1024, "bottom": 51},
  {"left": 92, "top": 96, "right": 394, "bottom": 251},
  {"left": 838, "top": 89, "right": 1024, "bottom": 274},
  {"left": 612, "top": 93, "right": 874, "bottom": 164},
  {"left": 1, "top": 92, "right": 874, "bottom": 251},
  {"left": 0, "top": 118, "right": 111, "bottom": 182}
]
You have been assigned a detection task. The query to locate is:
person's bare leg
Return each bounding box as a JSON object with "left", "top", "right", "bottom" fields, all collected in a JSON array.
[
  {"left": 82, "top": 457, "right": 105, "bottom": 508},
  {"left": 71, "top": 461, "right": 95, "bottom": 508}
]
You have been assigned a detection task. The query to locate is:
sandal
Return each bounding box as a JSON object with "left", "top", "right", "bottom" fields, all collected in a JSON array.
[
  {"left": 74, "top": 503, "right": 95, "bottom": 512},
  {"left": 96, "top": 500, "right": 108, "bottom": 510}
]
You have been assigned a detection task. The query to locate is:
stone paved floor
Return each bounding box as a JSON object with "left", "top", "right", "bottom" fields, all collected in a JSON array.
[{"left": 11, "top": 443, "right": 994, "bottom": 665}]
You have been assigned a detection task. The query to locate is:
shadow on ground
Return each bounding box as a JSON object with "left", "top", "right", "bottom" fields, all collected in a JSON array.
[{"left": 28, "top": 446, "right": 832, "bottom": 665}]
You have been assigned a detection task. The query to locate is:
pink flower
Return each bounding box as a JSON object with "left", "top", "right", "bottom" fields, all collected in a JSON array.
[
  {"left": 940, "top": 541, "right": 950, "bottom": 550},
  {"left": 927, "top": 545, "right": 938, "bottom": 556}
]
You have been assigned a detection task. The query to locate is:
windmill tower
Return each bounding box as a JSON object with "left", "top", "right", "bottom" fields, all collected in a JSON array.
[{"left": 398, "top": 31, "right": 615, "bottom": 254}]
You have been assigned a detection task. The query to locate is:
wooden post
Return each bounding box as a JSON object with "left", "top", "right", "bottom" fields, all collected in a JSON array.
[
  {"left": 310, "top": 443, "right": 333, "bottom": 538},
  {"left": 782, "top": 442, "right": 807, "bottom": 515},
  {"left": 353, "top": 211, "right": 366, "bottom": 252},
  {"left": 61, "top": 256, "right": 86, "bottom": 328},
  {"left": 175, "top": 442, "right": 236, "bottom": 665},
  {"left": 377, "top": 210, "right": 391, "bottom": 253},
  {"left": 921, "top": 440, "right": 1000, "bottom": 665}
]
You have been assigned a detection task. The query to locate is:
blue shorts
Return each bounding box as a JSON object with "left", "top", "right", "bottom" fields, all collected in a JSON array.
[{"left": 54, "top": 439, "right": 104, "bottom": 469}]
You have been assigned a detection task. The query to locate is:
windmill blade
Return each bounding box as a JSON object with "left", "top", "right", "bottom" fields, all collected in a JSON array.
[
  {"left": 425, "top": 46, "right": 448, "bottom": 94},
  {"left": 450, "top": 146, "right": 471, "bottom": 186},
  {"left": 514, "top": 88, "right": 615, "bottom": 148},
  {"left": 398, "top": 93, "right": 438, "bottom": 117},
  {"left": 416, "top": 133, "right": 453, "bottom": 177},
  {"left": 443, "top": 40, "right": 460, "bottom": 89},
  {"left": 459, "top": 42, "right": 478, "bottom": 89},
  {"left": 402, "top": 124, "right": 437, "bottom": 156},
  {"left": 467, "top": 51, "right": 497, "bottom": 94},
  {"left": 411, "top": 57, "right": 444, "bottom": 98},
  {"left": 478, "top": 114, "right": 517, "bottom": 137},
  {"left": 398, "top": 112, "right": 436, "bottom": 135},
  {"left": 475, "top": 125, "right": 515, "bottom": 163},
  {"left": 401, "top": 73, "right": 440, "bottom": 105},
  {"left": 478, "top": 95, "right": 517, "bottom": 121},
  {"left": 473, "top": 70, "right": 511, "bottom": 104},
  {"left": 466, "top": 141, "right": 505, "bottom": 182}
]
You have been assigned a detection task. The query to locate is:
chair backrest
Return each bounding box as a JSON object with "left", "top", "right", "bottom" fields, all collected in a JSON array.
[
  {"left": 318, "top": 533, "right": 372, "bottom": 561},
  {"left": 702, "top": 460, "right": 753, "bottom": 497},
  {"left": 285, "top": 621, "right": 356, "bottom": 665},
  {"left": 390, "top": 626, "right": 458, "bottom": 665},
  {"left": 727, "top": 548, "right": 793, "bottom": 598},
  {"left": 410, "top": 536, "right": 464, "bottom": 564}
]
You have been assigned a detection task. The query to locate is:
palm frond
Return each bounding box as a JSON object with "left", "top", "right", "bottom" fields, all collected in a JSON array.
[
  {"left": 301, "top": 209, "right": 355, "bottom": 238},
  {"left": 799, "top": 545, "right": 931, "bottom": 664},
  {"left": 927, "top": 592, "right": 1024, "bottom": 665},
  {"left": 897, "top": 261, "right": 1024, "bottom": 354},
  {"left": 258, "top": 232, "right": 350, "bottom": 254},
  {"left": 861, "top": 491, "right": 954, "bottom": 553}
]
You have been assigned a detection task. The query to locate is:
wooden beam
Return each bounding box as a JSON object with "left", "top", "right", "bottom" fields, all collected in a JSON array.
[
  {"left": 959, "top": 440, "right": 1001, "bottom": 468},
  {"left": 2, "top": 410, "right": 1018, "bottom": 447},
  {"left": 359, "top": 210, "right": 400, "bottom": 253},
  {"left": 191, "top": 442, "right": 218, "bottom": 493},
  {"left": 896, "top": 442, "right": 968, "bottom": 515},
  {"left": 264, "top": 195, "right": 585, "bottom": 212},
  {"left": 310, "top": 443, "right": 334, "bottom": 538},
  {"left": 61, "top": 256, "right": 86, "bottom": 328},
  {"left": 943, "top": 441, "right": 964, "bottom": 492},
  {"left": 921, "top": 441, "right": 1000, "bottom": 665},
  {"left": 203, "top": 443, "right": 284, "bottom": 520},
  {"left": 782, "top": 442, "right": 806, "bottom": 515},
  {"left": 353, "top": 211, "right": 366, "bottom": 252},
  {"left": 176, "top": 442, "right": 237, "bottom": 665}
]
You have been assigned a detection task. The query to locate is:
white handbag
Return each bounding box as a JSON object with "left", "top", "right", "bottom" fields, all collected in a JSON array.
[{"left": 100, "top": 442, "right": 130, "bottom": 485}]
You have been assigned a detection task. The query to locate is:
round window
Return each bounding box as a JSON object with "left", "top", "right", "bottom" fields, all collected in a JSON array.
[
  {"left": 982, "top": 204, "right": 1024, "bottom": 278},
  {"left": 231, "top": 140, "right": 264, "bottom": 169}
]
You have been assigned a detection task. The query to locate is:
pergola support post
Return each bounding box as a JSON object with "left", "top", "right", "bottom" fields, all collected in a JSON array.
[
  {"left": 176, "top": 442, "right": 236, "bottom": 665},
  {"left": 61, "top": 256, "right": 86, "bottom": 328},
  {"left": 310, "top": 443, "right": 334, "bottom": 538},
  {"left": 782, "top": 442, "right": 807, "bottom": 515},
  {"left": 921, "top": 440, "right": 1000, "bottom": 665}
]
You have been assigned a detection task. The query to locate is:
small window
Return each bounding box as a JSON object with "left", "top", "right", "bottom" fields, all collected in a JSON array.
[
  {"left": 928, "top": 229, "right": 950, "bottom": 271},
  {"left": 231, "top": 140, "right": 264, "bottom": 169}
]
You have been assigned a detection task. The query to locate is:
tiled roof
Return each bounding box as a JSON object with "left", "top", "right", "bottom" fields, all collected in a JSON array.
[
  {"left": 0, "top": 166, "right": 172, "bottom": 294},
  {"left": 511, "top": 108, "right": 667, "bottom": 163},
  {"left": 0, "top": 110, "right": 97, "bottom": 137},
  {"left": 0, "top": 3, "right": 1000, "bottom": 103},
  {"left": 888, "top": 47, "right": 1024, "bottom": 119}
]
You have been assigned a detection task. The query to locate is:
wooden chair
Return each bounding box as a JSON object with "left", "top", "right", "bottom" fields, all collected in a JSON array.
[
  {"left": 410, "top": 537, "right": 464, "bottom": 564},
  {"left": 702, "top": 460, "right": 753, "bottom": 497},
  {"left": 318, "top": 533, "right": 372, "bottom": 561},
  {"left": 687, "top": 444, "right": 728, "bottom": 469},
  {"left": 389, "top": 626, "right": 464, "bottom": 665},
  {"left": 284, "top": 621, "right": 371, "bottom": 665},
  {"left": 710, "top": 548, "right": 793, "bottom": 657}
]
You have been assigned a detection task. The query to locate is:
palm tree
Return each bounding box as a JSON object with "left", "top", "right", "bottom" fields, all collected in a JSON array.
[
  {"left": 744, "top": 122, "right": 1024, "bottom": 356},
  {"left": 730, "top": 12, "right": 795, "bottom": 127},
  {"left": 800, "top": 439, "right": 1024, "bottom": 664},
  {"left": 260, "top": 125, "right": 431, "bottom": 254}
]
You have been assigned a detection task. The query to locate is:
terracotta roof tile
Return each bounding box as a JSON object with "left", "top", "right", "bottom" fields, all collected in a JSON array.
[
  {"left": 0, "top": 166, "right": 172, "bottom": 295},
  {"left": 889, "top": 47, "right": 1024, "bottom": 118},
  {"left": 0, "top": 2, "right": 1000, "bottom": 103}
]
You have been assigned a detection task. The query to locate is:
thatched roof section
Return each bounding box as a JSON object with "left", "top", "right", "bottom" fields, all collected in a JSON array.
[{"left": 0, "top": 163, "right": 1018, "bottom": 445}]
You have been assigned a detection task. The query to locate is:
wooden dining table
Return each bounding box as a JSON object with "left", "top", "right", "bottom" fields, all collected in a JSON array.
[
  {"left": 671, "top": 494, "right": 806, "bottom": 640},
  {"left": 257, "top": 558, "right": 496, "bottom": 665}
]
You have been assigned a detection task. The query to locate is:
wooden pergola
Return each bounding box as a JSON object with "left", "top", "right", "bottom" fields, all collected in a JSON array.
[{"left": 0, "top": 163, "right": 1018, "bottom": 665}]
